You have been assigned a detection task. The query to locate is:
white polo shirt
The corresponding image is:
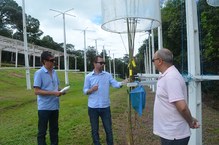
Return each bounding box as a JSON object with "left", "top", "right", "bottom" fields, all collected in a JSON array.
[{"left": 153, "top": 66, "right": 191, "bottom": 140}]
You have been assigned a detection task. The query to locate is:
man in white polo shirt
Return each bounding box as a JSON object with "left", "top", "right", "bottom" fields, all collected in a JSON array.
[{"left": 152, "top": 48, "right": 200, "bottom": 145}]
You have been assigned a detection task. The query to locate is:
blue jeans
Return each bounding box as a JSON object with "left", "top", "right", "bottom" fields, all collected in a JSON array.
[
  {"left": 88, "top": 107, "right": 113, "bottom": 145},
  {"left": 160, "top": 136, "right": 190, "bottom": 145},
  {"left": 37, "top": 110, "right": 59, "bottom": 145}
]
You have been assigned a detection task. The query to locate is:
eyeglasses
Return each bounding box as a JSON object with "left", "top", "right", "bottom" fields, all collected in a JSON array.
[
  {"left": 96, "top": 61, "right": 105, "bottom": 65},
  {"left": 152, "top": 58, "right": 160, "bottom": 62},
  {"left": 46, "top": 59, "right": 55, "bottom": 63}
]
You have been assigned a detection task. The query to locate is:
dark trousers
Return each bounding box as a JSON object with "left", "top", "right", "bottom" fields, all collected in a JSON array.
[
  {"left": 37, "top": 110, "right": 59, "bottom": 145},
  {"left": 88, "top": 107, "right": 113, "bottom": 145},
  {"left": 160, "top": 136, "right": 190, "bottom": 145}
]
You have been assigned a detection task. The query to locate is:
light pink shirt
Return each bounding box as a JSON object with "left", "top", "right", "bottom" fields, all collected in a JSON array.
[{"left": 153, "top": 66, "right": 191, "bottom": 140}]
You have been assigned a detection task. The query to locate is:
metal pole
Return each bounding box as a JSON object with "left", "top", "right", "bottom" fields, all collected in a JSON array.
[
  {"left": 103, "top": 46, "right": 106, "bottom": 71},
  {"left": 95, "top": 39, "right": 98, "bottom": 55},
  {"left": 109, "top": 50, "right": 111, "bottom": 74},
  {"left": 84, "top": 30, "right": 87, "bottom": 76},
  {"left": 185, "top": 0, "right": 202, "bottom": 144},
  {"left": 75, "top": 56, "right": 77, "bottom": 70},
  {"left": 33, "top": 46, "right": 35, "bottom": 68},
  {"left": 148, "top": 32, "right": 152, "bottom": 89},
  {"left": 151, "top": 29, "right": 156, "bottom": 92},
  {"left": 22, "top": 0, "right": 31, "bottom": 90},
  {"left": 58, "top": 55, "right": 60, "bottom": 70},
  {"left": 144, "top": 50, "right": 147, "bottom": 74},
  {"left": 148, "top": 33, "right": 152, "bottom": 75},
  {"left": 158, "top": 26, "right": 163, "bottom": 50},
  {"left": 151, "top": 30, "right": 155, "bottom": 74},
  {"left": 50, "top": 8, "right": 75, "bottom": 85},
  {"left": 73, "top": 28, "right": 94, "bottom": 76},
  {"left": 15, "top": 48, "right": 18, "bottom": 68},
  {"left": 113, "top": 53, "right": 115, "bottom": 79},
  {"left": 146, "top": 40, "right": 149, "bottom": 74},
  {"left": 62, "top": 13, "right": 69, "bottom": 85}
]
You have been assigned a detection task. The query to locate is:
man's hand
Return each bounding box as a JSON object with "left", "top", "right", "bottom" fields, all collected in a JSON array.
[
  {"left": 190, "top": 118, "right": 200, "bottom": 129},
  {"left": 54, "top": 91, "right": 63, "bottom": 97},
  {"left": 87, "top": 85, "right": 98, "bottom": 95},
  {"left": 121, "top": 78, "right": 129, "bottom": 85}
]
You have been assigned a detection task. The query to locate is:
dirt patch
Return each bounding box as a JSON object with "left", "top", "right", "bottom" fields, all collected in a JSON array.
[
  {"left": 112, "top": 87, "right": 160, "bottom": 145},
  {"left": 112, "top": 87, "right": 219, "bottom": 145},
  {"left": 10, "top": 72, "right": 24, "bottom": 78}
]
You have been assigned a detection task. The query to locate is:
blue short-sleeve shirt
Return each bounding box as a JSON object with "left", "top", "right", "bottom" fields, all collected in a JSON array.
[{"left": 34, "top": 66, "right": 60, "bottom": 110}]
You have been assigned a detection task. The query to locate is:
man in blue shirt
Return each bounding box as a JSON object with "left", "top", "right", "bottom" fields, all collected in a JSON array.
[
  {"left": 83, "top": 55, "right": 124, "bottom": 145},
  {"left": 34, "top": 51, "right": 64, "bottom": 145}
]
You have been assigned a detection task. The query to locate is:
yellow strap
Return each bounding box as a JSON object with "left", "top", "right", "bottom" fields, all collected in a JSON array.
[
  {"left": 131, "top": 59, "right": 136, "bottom": 68},
  {"left": 129, "top": 69, "right": 133, "bottom": 76}
]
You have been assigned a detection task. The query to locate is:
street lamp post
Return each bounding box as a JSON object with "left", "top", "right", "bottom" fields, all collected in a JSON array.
[
  {"left": 22, "top": 0, "right": 31, "bottom": 90},
  {"left": 50, "top": 8, "right": 75, "bottom": 85}
]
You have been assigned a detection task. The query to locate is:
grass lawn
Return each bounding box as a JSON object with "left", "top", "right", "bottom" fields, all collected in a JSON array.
[
  {"left": 0, "top": 69, "right": 218, "bottom": 145},
  {"left": 0, "top": 69, "right": 127, "bottom": 145}
]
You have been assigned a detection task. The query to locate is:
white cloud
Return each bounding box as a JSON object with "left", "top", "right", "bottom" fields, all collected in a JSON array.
[{"left": 14, "top": 0, "right": 149, "bottom": 58}]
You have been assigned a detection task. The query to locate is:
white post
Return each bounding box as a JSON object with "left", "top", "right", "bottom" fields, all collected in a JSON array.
[
  {"left": 113, "top": 53, "right": 115, "bottom": 79},
  {"left": 103, "top": 46, "right": 106, "bottom": 71},
  {"left": 95, "top": 39, "right": 98, "bottom": 55},
  {"left": 22, "top": 0, "right": 31, "bottom": 90},
  {"left": 151, "top": 29, "right": 156, "bottom": 92},
  {"left": 158, "top": 26, "right": 163, "bottom": 50},
  {"left": 33, "top": 46, "right": 35, "bottom": 68},
  {"left": 62, "top": 14, "right": 69, "bottom": 85},
  {"left": 148, "top": 33, "right": 152, "bottom": 75},
  {"left": 67, "top": 55, "right": 69, "bottom": 70},
  {"left": 151, "top": 30, "right": 155, "bottom": 73},
  {"left": 84, "top": 30, "right": 87, "bottom": 76},
  {"left": 75, "top": 56, "right": 77, "bottom": 70},
  {"left": 50, "top": 8, "right": 75, "bottom": 84},
  {"left": 146, "top": 40, "right": 149, "bottom": 74},
  {"left": 144, "top": 50, "right": 147, "bottom": 74},
  {"left": 148, "top": 32, "right": 152, "bottom": 89},
  {"left": 15, "top": 48, "right": 18, "bottom": 68},
  {"left": 185, "top": 0, "right": 202, "bottom": 145},
  {"left": 109, "top": 50, "right": 111, "bottom": 74},
  {"left": 58, "top": 55, "right": 60, "bottom": 70}
]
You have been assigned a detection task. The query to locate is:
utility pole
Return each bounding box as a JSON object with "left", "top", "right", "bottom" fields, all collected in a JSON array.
[
  {"left": 22, "top": 0, "right": 31, "bottom": 90},
  {"left": 102, "top": 45, "right": 106, "bottom": 71},
  {"left": 50, "top": 8, "right": 75, "bottom": 85},
  {"left": 108, "top": 50, "right": 111, "bottom": 74},
  {"left": 185, "top": 0, "right": 202, "bottom": 144},
  {"left": 92, "top": 38, "right": 103, "bottom": 55},
  {"left": 73, "top": 28, "right": 94, "bottom": 76}
]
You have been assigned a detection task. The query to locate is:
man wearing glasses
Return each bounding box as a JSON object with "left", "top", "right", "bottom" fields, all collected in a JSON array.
[
  {"left": 152, "top": 48, "right": 200, "bottom": 145},
  {"left": 83, "top": 55, "right": 125, "bottom": 145},
  {"left": 34, "top": 51, "right": 64, "bottom": 145}
]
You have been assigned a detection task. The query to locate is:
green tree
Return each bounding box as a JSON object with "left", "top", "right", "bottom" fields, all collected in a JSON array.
[
  {"left": 0, "top": 0, "right": 22, "bottom": 37},
  {"left": 0, "top": 0, "right": 43, "bottom": 41},
  {"left": 199, "top": 0, "right": 219, "bottom": 73}
]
